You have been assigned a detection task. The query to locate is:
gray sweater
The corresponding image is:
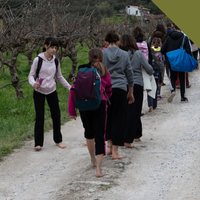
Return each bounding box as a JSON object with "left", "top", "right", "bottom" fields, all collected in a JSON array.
[
  {"left": 102, "top": 47, "right": 134, "bottom": 92},
  {"left": 128, "top": 50, "right": 153, "bottom": 87}
]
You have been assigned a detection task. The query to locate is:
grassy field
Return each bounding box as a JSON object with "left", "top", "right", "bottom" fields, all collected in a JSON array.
[{"left": 0, "top": 45, "right": 89, "bottom": 161}]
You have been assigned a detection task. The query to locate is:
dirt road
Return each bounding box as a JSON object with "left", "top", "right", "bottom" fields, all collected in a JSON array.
[{"left": 0, "top": 71, "right": 200, "bottom": 200}]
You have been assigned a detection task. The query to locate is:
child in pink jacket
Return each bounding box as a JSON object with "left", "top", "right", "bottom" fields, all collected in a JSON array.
[{"left": 68, "top": 48, "right": 112, "bottom": 177}]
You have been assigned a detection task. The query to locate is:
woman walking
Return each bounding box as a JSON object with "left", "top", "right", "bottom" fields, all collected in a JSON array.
[
  {"left": 119, "top": 35, "right": 153, "bottom": 146},
  {"left": 102, "top": 30, "right": 134, "bottom": 159}
]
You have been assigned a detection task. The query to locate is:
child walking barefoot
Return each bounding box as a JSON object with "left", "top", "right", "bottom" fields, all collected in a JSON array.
[
  {"left": 68, "top": 48, "right": 112, "bottom": 177},
  {"left": 28, "top": 37, "right": 71, "bottom": 151}
]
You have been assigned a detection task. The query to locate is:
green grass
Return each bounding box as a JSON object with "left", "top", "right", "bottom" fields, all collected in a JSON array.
[
  {"left": 102, "top": 15, "right": 126, "bottom": 25},
  {"left": 0, "top": 45, "right": 89, "bottom": 161}
]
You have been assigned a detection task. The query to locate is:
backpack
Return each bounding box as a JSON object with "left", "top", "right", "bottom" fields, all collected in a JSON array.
[
  {"left": 137, "top": 41, "right": 149, "bottom": 61},
  {"left": 34, "top": 56, "right": 59, "bottom": 81},
  {"left": 74, "top": 67, "right": 103, "bottom": 111},
  {"left": 151, "top": 52, "right": 162, "bottom": 71}
]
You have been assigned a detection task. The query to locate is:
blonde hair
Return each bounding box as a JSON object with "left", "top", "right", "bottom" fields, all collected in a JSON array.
[{"left": 88, "top": 48, "right": 108, "bottom": 77}]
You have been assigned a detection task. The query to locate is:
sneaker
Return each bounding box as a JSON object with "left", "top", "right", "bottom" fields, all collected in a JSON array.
[
  {"left": 181, "top": 97, "right": 188, "bottom": 102},
  {"left": 157, "top": 97, "right": 162, "bottom": 101},
  {"left": 168, "top": 92, "right": 176, "bottom": 102}
]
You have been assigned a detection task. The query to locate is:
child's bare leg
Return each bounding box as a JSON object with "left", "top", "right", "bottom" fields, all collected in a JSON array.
[
  {"left": 96, "top": 154, "right": 105, "bottom": 177},
  {"left": 86, "top": 139, "right": 96, "bottom": 167},
  {"left": 107, "top": 139, "right": 112, "bottom": 155},
  {"left": 112, "top": 145, "right": 124, "bottom": 160}
]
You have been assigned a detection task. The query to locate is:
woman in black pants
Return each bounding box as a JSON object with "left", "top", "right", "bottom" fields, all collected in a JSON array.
[
  {"left": 119, "top": 35, "right": 153, "bottom": 147},
  {"left": 102, "top": 30, "right": 134, "bottom": 159},
  {"left": 28, "top": 37, "right": 71, "bottom": 151}
]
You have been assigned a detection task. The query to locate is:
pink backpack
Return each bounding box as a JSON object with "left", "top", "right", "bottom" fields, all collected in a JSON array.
[{"left": 137, "top": 41, "right": 149, "bottom": 61}]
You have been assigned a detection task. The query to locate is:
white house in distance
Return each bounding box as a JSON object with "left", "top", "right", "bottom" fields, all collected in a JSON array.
[{"left": 126, "top": 5, "right": 150, "bottom": 16}]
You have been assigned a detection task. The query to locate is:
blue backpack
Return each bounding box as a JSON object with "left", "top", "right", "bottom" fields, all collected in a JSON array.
[{"left": 74, "top": 67, "right": 103, "bottom": 111}]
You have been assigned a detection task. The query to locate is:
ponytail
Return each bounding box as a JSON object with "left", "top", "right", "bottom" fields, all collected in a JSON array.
[
  {"left": 88, "top": 48, "right": 108, "bottom": 78},
  {"left": 92, "top": 61, "right": 108, "bottom": 78}
]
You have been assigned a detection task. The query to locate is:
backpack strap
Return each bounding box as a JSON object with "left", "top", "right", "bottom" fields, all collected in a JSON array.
[
  {"left": 34, "top": 56, "right": 43, "bottom": 81},
  {"left": 54, "top": 57, "right": 59, "bottom": 71},
  {"left": 34, "top": 57, "right": 59, "bottom": 81},
  {"left": 54, "top": 58, "right": 59, "bottom": 82},
  {"left": 180, "top": 35, "right": 186, "bottom": 49}
]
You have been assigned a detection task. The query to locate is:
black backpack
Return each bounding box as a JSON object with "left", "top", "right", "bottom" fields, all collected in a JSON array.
[
  {"left": 34, "top": 56, "right": 59, "bottom": 81},
  {"left": 151, "top": 52, "right": 162, "bottom": 71}
]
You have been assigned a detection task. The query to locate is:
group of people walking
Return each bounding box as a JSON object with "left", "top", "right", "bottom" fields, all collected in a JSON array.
[{"left": 28, "top": 22, "right": 198, "bottom": 177}]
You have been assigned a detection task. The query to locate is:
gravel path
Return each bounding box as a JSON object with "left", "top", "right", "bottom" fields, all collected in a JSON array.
[{"left": 0, "top": 70, "right": 200, "bottom": 200}]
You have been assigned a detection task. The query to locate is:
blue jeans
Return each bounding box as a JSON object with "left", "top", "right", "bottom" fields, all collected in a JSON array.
[{"left": 147, "top": 84, "right": 158, "bottom": 109}]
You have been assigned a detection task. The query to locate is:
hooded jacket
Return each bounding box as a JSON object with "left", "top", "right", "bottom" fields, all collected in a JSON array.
[
  {"left": 151, "top": 30, "right": 167, "bottom": 45},
  {"left": 28, "top": 53, "right": 71, "bottom": 95},
  {"left": 161, "top": 31, "right": 192, "bottom": 70},
  {"left": 128, "top": 50, "right": 153, "bottom": 87},
  {"left": 102, "top": 46, "right": 134, "bottom": 92},
  {"left": 166, "top": 28, "right": 174, "bottom": 36},
  {"left": 161, "top": 31, "right": 191, "bottom": 55}
]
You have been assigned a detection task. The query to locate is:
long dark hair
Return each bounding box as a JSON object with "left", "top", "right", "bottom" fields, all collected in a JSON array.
[
  {"left": 132, "top": 26, "right": 145, "bottom": 40},
  {"left": 43, "top": 37, "right": 59, "bottom": 52},
  {"left": 119, "top": 35, "right": 139, "bottom": 54},
  {"left": 88, "top": 48, "right": 108, "bottom": 78},
  {"left": 156, "top": 24, "right": 166, "bottom": 34}
]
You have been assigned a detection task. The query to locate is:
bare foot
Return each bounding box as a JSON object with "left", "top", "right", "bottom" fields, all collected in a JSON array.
[
  {"left": 96, "top": 161, "right": 105, "bottom": 177},
  {"left": 124, "top": 143, "right": 134, "bottom": 148},
  {"left": 153, "top": 107, "right": 159, "bottom": 110},
  {"left": 148, "top": 106, "right": 152, "bottom": 112},
  {"left": 96, "top": 173, "right": 105, "bottom": 178},
  {"left": 34, "top": 146, "right": 41, "bottom": 151},
  {"left": 112, "top": 154, "right": 124, "bottom": 160},
  {"left": 107, "top": 145, "right": 112, "bottom": 155},
  {"left": 56, "top": 142, "right": 66, "bottom": 149},
  {"left": 134, "top": 138, "right": 141, "bottom": 142}
]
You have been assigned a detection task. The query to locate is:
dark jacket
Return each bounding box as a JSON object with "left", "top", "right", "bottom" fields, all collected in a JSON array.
[
  {"left": 135, "top": 38, "right": 152, "bottom": 65},
  {"left": 161, "top": 31, "right": 192, "bottom": 70},
  {"left": 166, "top": 28, "right": 174, "bottom": 36},
  {"left": 161, "top": 31, "right": 191, "bottom": 55},
  {"left": 150, "top": 31, "right": 167, "bottom": 45}
]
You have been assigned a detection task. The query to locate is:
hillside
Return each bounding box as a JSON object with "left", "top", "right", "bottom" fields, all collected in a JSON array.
[{"left": 4, "top": 0, "right": 163, "bottom": 16}]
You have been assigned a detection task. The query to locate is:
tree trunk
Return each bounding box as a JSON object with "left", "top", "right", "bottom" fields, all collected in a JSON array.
[
  {"left": 0, "top": 48, "right": 24, "bottom": 99},
  {"left": 10, "top": 47, "right": 24, "bottom": 99},
  {"left": 26, "top": 44, "right": 37, "bottom": 66},
  {"left": 67, "top": 45, "right": 78, "bottom": 82},
  {"left": 10, "top": 66, "right": 23, "bottom": 99}
]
